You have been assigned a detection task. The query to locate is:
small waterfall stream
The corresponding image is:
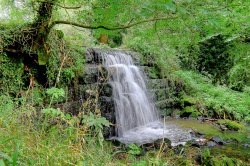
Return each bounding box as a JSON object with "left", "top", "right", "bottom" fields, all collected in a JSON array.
[
  {"left": 102, "top": 52, "right": 159, "bottom": 136},
  {"left": 101, "top": 51, "right": 191, "bottom": 145}
]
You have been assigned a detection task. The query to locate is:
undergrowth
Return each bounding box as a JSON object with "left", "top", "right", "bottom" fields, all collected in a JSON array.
[
  {"left": 0, "top": 89, "right": 113, "bottom": 165},
  {"left": 175, "top": 70, "right": 250, "bottom": 121}
]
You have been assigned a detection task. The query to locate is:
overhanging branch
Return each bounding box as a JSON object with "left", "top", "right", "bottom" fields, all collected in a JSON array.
[{"left": 49, "top": 16, "right": 177, "bottom": 30}]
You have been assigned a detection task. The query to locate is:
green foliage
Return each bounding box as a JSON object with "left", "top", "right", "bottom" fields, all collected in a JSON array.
[
  {"left": 46, "top": 32, "right": 86, "bottom": 86},
  {"left": 0, "top": 95, "right": 14, "bottom": 114},
  {"left": 227, "top": 41, "right": 250, "bottom": 91},
  {"left": 0, "top": 53, "right": 24, "bottom": 96},
  {"left": 41, "top": 108, "right": 64, "bottom": 118},
  {"left": 46, "top": 87, "right": 65, "bottom": 101},
  {"left": 185, "top": 34, "right": 234, "bottom": 83},
  {"left": 82, "top": 112, "right": 110, "bottom": 130},
  {"left": 45, "top": 87, "right": 65, "bottom": 106},
  {"left": 128, "top": 144, "right": 141, "bottom": 156},
  {"left": 0, "top": 101, "right": 114, "bottom": 165},
  {"left": 131, "top": 160, "right": 147, "bottom": 166},
  {"left": 176, "top": 70, "right": 250, "bottom": 121},
  {"left": 82, "top": 112, "right": 110, "bottom": 147},
  {"left": 148, "top": 66, "right": 160, "bottom": 79},
  {"left": 199, "top": 148, "right": 245, "bottom": 166},
  {"left": 228, "top": 63, "right": 250, "bottom": 91},
  {"left": 181, "top": 106, "right": 201, "bottom": 118}
]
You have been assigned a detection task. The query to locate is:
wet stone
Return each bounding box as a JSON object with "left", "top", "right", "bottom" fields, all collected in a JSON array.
[
  {"left": 207, "top": 141, "right": 217, "bottom": 147},
  {"left": 211, "top": 136, "right": 224, "bottom": 145},
  {"left": 191, "top": 139, "right": 206, "bottom": 147},
  {"left": 142, "top": 138, "right": 172, "bottom": 151},
  {"left": 225, "top": 138, "right": 239, "bottom": 144},
  {"left": 197, "top": 116, "right": 205, "bottom": 122},
  {"left": 174, "top": 144, "right": 185, "bottom": 154},
  {"left": 155, "top": 99, "right": 175, "bottom": 110},
  {"left": 147, "top": 79, "right": 167, "bottom": 89},
  {"left": 242, "top": 144, "right": 249, "bottom": 148},
  {"left": 99, "top": 83, "right": 112, "bottom": 97},
  {"left": 149, "top": 89, "right": 168, "bottom": 101},
  {"left": 99, "top": 96, "right": 114, "bottom": 113},
  {"left": 159, "top": 108, "right": 173, "bottom": 116}
]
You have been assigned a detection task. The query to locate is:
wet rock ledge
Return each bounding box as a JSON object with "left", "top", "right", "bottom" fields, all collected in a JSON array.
[{"left": 66, "top": 48, "right": 183, "bottom": 138}]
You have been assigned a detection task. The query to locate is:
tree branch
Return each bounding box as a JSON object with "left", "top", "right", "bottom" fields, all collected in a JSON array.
[
  {"left": 56, "top": 4, "right": 81, "bottom": 9},
  {"left": 49, "top": 16, "right": 177, "bottom": 30}
]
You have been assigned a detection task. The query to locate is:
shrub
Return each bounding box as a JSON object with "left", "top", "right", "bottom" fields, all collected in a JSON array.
[{"left": 184, "top": 34, "right": 234, "bottom": 84}]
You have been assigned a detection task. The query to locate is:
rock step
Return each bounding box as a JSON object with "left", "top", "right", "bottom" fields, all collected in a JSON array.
[
  {"left": 155, "top": 99, "right": 176, "bottom": 110},
  {"left": 146, "top": 79, "right": 168, "bottom": 89},
  {"left": 147, "top": 88, "right": 169, "bottom": 101},
  {"left": 86, "top": 48, "right": 141, "bottom": 65},
  {"left": 77, "top": 83, "right": 112, "bottom": 99}
]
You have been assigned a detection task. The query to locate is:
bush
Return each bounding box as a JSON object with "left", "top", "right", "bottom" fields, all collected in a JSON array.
[
  {"left": 183, "top": 34, "right": 234, "bottom": 84},
  {"left": 175, "top": 70, "right": 250, "bottom": 121},
  {"left": 0, "top": 53, "right": 24, "bottom": 96}
]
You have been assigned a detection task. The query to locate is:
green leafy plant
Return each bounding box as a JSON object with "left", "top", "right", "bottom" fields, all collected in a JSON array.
[
  {"left": 41, "top": 108, "right": 64, "bottom": 118},
  {"left": 0, "top": 53, "right": 24, "bottom": 96},
  {"left": 0, "top": 95, "right": 14, "bottom": 114},
  {"left": 46, "top": 87, "right": 65, "bottom": 106},
  {"left": 82, "top": 112, "right": 110, "bottom": 147},
  {"left": 82, "top": 112, "right": 110, "bottom": 130},
  {"left": 128, "top": 144, "right": 141, "bottom": 156}
]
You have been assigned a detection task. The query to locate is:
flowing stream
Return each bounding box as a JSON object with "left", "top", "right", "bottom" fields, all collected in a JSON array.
[{"left": 101, "top": 51, "right": 191, "bottom": 146}]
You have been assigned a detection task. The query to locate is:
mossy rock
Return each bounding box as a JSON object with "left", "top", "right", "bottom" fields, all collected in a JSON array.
[
  {"left": 180, "top": 106, "right": 201, "bottom": 118},
  {"left": 218, "top": 119, "right": 244, "bottom": 131}
]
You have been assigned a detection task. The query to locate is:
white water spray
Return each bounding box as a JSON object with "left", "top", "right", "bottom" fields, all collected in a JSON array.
[
  {"left": 102, "top": 52, "right": 159, "bottom": 136},
  {"left": 101, "top": 51, "right": 191, "bottom": 145}
]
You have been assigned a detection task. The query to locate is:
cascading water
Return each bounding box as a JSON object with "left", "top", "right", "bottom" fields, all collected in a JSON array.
[
  {"left": 101, "top": 50, "right": 191, "bottom": 145},
  {"left": 102, "top": 52, "right": 159, "bottom": 136}
]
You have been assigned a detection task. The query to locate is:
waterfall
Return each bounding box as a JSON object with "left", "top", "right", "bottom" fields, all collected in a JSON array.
[
  {"left": 100, "top": 50, "right": 191, "bottom": 145},
  {"left": 102, "top": 52, "right": 159, "bottom": 136}
]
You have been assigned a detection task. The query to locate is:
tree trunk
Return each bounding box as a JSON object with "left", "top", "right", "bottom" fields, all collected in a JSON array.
[{"left": 31, "top": 0, "right": 55, "bottom": 51}]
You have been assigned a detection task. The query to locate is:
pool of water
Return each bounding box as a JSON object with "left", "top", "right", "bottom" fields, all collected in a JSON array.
[
  {"left": 112, "top": 118, "right": 250, "bottom": 147},
  {"left": 112, "top": 119, "right": 193, "bottom": 146}
]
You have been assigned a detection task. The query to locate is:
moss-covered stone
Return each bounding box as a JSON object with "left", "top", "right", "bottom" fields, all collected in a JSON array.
[
  {"left": 217, "top": 119, "right": 244, "bottom": 131},
  {"left": 181, "top": 106, "right": 201, "bottom": 118}
]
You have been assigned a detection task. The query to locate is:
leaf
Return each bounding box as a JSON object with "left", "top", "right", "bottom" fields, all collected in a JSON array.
[
  {"left": 46, "top": 88, "right": 65, "bottom": 100},
  {"left": 41, "top": 108, "right": 64, "bottom": 118},
  {"left": 165, "top": 1, "right": 176, "bottom": 12},
  {"left": 128, "top": 144, "right": 141, "bottom": 155},
  {"left": 0, "top": 159, "right": 6, "bottom": 166},
  {"left": 65, "top": 113, "right": 71, "bottom": 120},
  {"left": 82, "top": 112, "right": 110, "bottom": 129}
]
